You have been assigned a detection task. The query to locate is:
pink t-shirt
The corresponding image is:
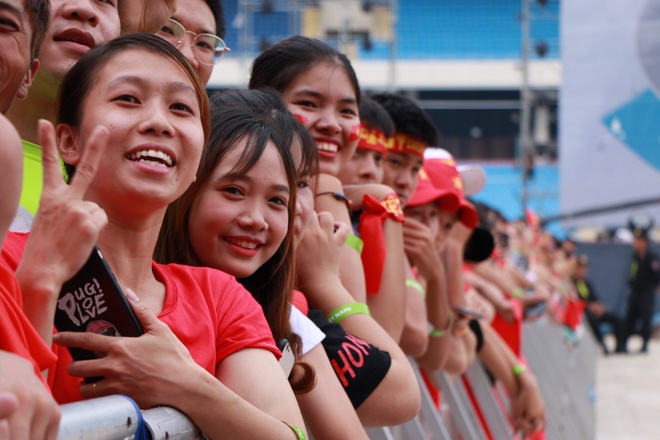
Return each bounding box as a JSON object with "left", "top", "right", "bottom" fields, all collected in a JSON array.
[{"left": 2, "top": 232, "right": 279, "bottom": 404}]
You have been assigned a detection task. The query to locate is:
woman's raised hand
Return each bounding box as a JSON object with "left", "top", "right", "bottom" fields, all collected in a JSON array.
[{"left": 16, "top": 121, "right": 109, "bottom": 342}]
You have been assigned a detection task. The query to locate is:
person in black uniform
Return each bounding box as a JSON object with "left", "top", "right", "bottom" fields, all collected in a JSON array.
[
  {"left": 571, "top": 254, "right": 625, "bottom": 355},
  {"left": 621, "top": 228, "right": 660, "bottom": 353}
]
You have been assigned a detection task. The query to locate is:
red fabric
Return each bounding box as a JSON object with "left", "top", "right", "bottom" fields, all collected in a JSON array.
[
  {"left": 358, "top": 123, "right": 389, "bottom": 155},
  {"left": 0, "top": 261, "right": 56, "bottom": 387},
  {"left": 387, "top": 132, "right": 426, "bottom": 158},
  {"left": 461, "top": 374, "right": 495, "bottom": 440},
  {"left": 358, "top": 193, "right": 405, "bottom": 295},
  {"left": 526, "top": 208, "right": 540, "bottom": 228},
  {"left": 406, "top": 169, "right": 460, "bottom": 210},
  {"left": 562, "top": 298, "right": 586, "bottom": 330},
  {"left": 420, "top": 367, "right": 441, "bottom": 409},
  {"left": 423, "top": 158, "right": 479, "bottom": 228},
  {"left": 292, "top": 289, "right": 309, "bottom": 316},
  {"left": 491, "top": 299, "right": 524, "bottom": 356},
  {"left": 2, "top": 232, "right": 279, "bottom": 404}
]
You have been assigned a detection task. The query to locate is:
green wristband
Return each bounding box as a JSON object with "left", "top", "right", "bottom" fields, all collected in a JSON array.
[
  {"left": 513, "top": 363, "right": 527, "bottom": 376},
  {"left": 406, "top": 278, "right": 426, "bottom": 299},
  {"left": 326, "top": 302, "right": 370, "bottom": 324},
  {"left": 345, "top": 233, "right": 364, "bottom": 255},
  {"left": 429, "top": 326, "right": 448, "bottom": 338},
  {"left": 283, "top": 422, "right": 306, "bottom": 440},
  {"left": 429, "top": 310, "right": 454, "bottom": 338}
]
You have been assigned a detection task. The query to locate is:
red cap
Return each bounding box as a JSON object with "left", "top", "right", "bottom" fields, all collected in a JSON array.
[
  {"left": 423, "top": 158, "right": 479, "bottom": 229},
  {"left": 407, "top": 168, "right": 460, "bottom": 210}
]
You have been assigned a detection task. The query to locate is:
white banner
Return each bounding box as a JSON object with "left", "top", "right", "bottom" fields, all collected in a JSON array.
[{"left": 560, "top": 0, "right": 660, "bottom": 229}]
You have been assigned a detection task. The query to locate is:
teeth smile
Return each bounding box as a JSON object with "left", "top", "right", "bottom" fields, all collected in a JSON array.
[
  {"left": 316, "top": 142, "right": 338, "bottom": 153},
  {"left": 127, "top": 149, "right": 174, "bottom": 167},
  {"left": 226, "top": 238, "right": 259, "bottom": 249}
]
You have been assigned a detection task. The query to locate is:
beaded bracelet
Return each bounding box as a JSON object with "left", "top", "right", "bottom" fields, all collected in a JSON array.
[
  {"left": 282, "top": 421, "right": 306, "bottom": 440},
  {"left": 315, "top": 191, "right": 353, "bottom": 210},
  {"left": 326, "top": 302, "right": 371, "bottom": 324},
  {"left": 406, "top": 278, "right": 426, "bottom": 299},
  {"left": 345, "top": 233, "right": 364, "bottom": 255}
]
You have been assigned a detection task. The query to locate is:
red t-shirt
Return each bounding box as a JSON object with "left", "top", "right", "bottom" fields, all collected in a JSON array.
[
  {"left": 0, "top": 260, "right": 57, "bottom": 385},
  {"left": 2, "top": 232, "right": 279, "bottom": 404}
]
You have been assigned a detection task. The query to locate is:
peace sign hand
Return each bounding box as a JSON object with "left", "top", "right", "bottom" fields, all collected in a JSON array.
[{"left": 15, "top": 120, "right": 109, "bottom": 342}]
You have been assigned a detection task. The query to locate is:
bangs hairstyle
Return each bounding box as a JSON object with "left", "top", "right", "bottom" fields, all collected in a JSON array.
[
  {"left": 25, "top": 0, "right": 50, "bottom": 60},
  {"left": 155, "top": 107, "right": 296, "bottom": 320},
  {"left": 211, "top": 88, "right": 318, "bottom": 179},
  {"left": 56, "top": 33, "right": 210, "bottom": 179},
  {"left": 157, "top": 95, "right": 315, "bottom": 393},
  {"left": 248, "top": 35, "right": 361, "bottom": 107},
  {"left": 360, "top": 95, "right": 395, "bottom": 137},
  {"left": 371, "top": 92, "right": 439, "bottom": 146},
  {"left": 157, "top": 106, "right": 296, "bottom": 270}
]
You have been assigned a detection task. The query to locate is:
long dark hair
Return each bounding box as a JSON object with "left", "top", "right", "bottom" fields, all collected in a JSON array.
[{"left": 155, "top": 97, "right": 315, "bottom": 392}]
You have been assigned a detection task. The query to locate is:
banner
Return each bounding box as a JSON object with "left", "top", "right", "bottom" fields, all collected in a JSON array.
[{"left": 560, "top": 0, "right": 660, "bottom": 229}]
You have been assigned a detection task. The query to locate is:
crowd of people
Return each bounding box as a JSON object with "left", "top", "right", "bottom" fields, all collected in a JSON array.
[{"left": 0, "top": 0, "right": 627, "bottom": 438}]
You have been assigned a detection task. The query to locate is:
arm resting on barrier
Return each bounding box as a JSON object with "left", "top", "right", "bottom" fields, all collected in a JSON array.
[
  {"left": 294, "top": 344, "right": 369, "bottom": 440},
  {"left": 477, "top": 322, "right": 547, "bottom": 436}
]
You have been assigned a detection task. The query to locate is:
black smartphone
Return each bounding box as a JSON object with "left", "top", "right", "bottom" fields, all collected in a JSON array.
[{"left": 55, "top": 246, "right": 144, "bottom": 382}]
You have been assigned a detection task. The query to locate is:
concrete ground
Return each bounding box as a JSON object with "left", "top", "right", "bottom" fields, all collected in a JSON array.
[{"left": 596, "top": 335, "right": 660, "bottom": 440}]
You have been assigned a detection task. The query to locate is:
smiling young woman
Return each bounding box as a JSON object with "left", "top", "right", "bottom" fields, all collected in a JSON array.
[{"left": 1, "top": 33, "right": 307, "bottom": 440}]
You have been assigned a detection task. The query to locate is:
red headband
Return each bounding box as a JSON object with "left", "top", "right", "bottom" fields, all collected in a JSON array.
[
  {"left": 358, "top": 123, "right": 390, "bottom": 155},
  {"left": 387, "top": 132, "right": 427, "bottom": 158}
]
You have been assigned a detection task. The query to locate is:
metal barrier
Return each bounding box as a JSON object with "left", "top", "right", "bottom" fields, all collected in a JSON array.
[
  {"left": 58, "top": 319, "right": 597, "bottom": 440},
  {"left": 462, "top": 361, "right": 515, "bottom": 440},
  {"left": 57, "top": 396, "right": 202, "bottom": 440},
  {"left": 522, "top": 318, "right": 597, "bottom": 440},
  {"left": 58, "top": 395, "right": 141, "bottom": 440}
]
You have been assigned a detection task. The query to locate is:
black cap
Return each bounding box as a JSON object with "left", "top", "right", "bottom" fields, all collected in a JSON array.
[{"left": 464, "top": 227, "right": 495, "bottom": 263}]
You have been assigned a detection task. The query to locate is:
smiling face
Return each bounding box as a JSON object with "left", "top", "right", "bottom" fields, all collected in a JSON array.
[
  {"left": 0, "top": 0, "right": 37, "bottom": 113},
  {"left": 281, "top": 62, "right": 360, "bottom": 177},
  {"left": 38, "top": 0, "right": 120, "bottom": 79},
  {"left": 57, "top": 48, "right": 205, "bottom": 213},
  {"left": 187, "top": 140, "right": 290, "bottom": 279}
]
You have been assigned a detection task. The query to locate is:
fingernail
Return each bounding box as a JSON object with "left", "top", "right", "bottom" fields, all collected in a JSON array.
[
  {"left": 125, "top": 288, "right": 139, "bottom": 302},
  {"left": 52, "top": 333, "right": 60, "bottom": 342}
]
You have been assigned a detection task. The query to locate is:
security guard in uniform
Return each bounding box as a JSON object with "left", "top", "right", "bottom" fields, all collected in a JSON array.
[
  {"left": 621, "top": 228, "right": 660, "bottom": 353},
  {"left": 571, "top": 255, "right": 625, "bottom": 355}
]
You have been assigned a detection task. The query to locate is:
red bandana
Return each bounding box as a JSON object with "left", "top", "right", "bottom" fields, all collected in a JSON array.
[{"left": 358, "top": 193, "right": 406, "bottom": 294}]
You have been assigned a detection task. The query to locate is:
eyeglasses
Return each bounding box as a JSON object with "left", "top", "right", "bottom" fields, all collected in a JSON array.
[{"left": 157, "top": 18, "right": 230, "bottom": 66}]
